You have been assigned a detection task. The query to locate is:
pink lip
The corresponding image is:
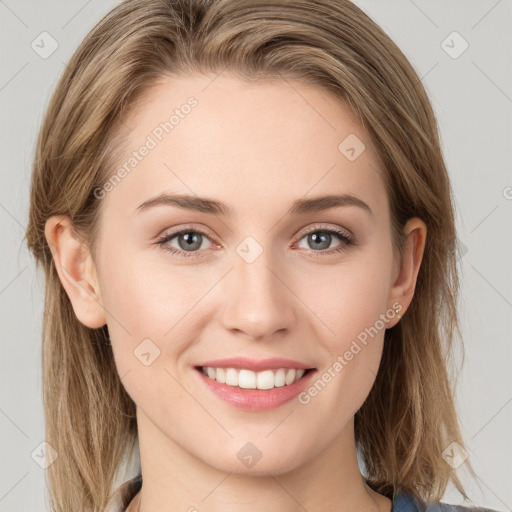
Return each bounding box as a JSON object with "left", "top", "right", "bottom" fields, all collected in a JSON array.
[
  {"left": 196, "top": 356, "right": 314, "bottom": 372},
  {"left": 194, "top": 367, "right": 318, "bottom": 411}
]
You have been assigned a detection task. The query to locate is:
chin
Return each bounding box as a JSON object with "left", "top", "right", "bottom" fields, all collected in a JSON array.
[{"left": 197, "top": 438, "right": 311, "bottom": 477}]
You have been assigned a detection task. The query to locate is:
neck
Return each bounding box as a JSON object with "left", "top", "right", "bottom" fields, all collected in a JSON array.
[{"left": 129, "top": 410, "right": 391, "bottom": 512}]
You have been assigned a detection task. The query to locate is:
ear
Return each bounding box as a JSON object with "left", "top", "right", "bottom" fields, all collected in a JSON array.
[
  {"left": 388, "top": 217, "right": 427, "bottom": 326},
  {"left": 44, "top": 215, "right": 107, "bottom": 329}
]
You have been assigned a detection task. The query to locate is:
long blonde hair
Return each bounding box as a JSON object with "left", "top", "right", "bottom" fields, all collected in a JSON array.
[{"left": 25, "top": 0, "right": 477, "bottom": 510}]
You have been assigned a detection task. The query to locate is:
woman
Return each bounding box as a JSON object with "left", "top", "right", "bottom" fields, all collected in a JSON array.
[{"left": 24, "top": 0, "right": 499, "bottom": 511}]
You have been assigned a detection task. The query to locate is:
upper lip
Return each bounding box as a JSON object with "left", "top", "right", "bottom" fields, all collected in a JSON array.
[{"left": 196, "top": 357, "right": 315, "bottom": 372}]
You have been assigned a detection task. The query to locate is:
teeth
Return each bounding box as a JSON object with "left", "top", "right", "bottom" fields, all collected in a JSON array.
[
  {"left": 201, "top": 366, "right": 307, "bottom": 389},
  {"left": 274, "top": 368, "right": 286, "bottom": 387},
  {"left": 216, "top": 367, "right": 226, "bottom": 384}
]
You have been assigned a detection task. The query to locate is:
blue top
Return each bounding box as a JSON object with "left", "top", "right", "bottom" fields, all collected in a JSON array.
[
  {"left": 391, "top": 492, "right": 499, "bottom": 511},
  {"left": 107, "top": 474, "right": 500, "bottom": 512}
]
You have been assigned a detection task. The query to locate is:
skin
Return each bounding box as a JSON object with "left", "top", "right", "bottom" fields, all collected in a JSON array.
[{"left": 45, "top": 73, "right": 426, "bottom": 512}]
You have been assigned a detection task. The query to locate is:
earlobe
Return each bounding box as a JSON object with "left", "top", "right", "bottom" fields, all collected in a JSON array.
[
  {"left": 389, "top": 217, "right": 427, "bottom": 324},
  {"left": 44, "top": 215, "right": 107, "bottom": 329}
]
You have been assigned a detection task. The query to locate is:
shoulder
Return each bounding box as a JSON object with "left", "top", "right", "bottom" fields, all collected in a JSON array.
[
  {"left": 392, "top": 492, "right": 501, "bottom": 512},
  {"left": 106, "top": 474, "right": 143, "bottom": 512},
  {"left": 106, "top": 478, "right": 501, "bottom": 512}
]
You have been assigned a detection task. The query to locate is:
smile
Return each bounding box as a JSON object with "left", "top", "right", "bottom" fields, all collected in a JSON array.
[
  {"left": 199, "top": 366, "right": 309, "bottom": 389},
  {"left": 194, "top": 364, "right": 317, "bottom": 411}
]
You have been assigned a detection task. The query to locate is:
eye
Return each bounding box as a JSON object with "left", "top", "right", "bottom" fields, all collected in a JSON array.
[
  {"left": 295, "top": 224, "right": 355, "bottom": 256},
  {"left": 156, "top": 224, "right": 355, "bottom": 259},
  {"left": 156, "top": 228, "right": 213, "bottom": 258}
]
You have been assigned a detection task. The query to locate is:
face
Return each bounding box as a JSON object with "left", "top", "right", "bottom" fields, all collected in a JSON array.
[{"left": 86, "top": 73, "right": 407, "bottom": 475}]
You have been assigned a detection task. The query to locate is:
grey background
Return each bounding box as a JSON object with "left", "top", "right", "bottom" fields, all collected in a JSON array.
[{"left": 1, "top": 1, "right": 511, "bottom": 511}]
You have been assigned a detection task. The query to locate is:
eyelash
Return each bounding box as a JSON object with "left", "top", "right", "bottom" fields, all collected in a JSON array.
[{"left": 155, "top": 224, "right": 355, "bottom": 259}]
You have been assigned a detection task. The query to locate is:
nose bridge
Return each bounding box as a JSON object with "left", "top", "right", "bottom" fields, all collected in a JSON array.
[{"left": 220, "top": 236, "right": 295, "bottom": 339}]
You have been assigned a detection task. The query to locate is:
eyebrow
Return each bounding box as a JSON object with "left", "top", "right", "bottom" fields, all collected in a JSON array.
[{"left": 135, "top": 192, "right": 373, "bottom": 218}]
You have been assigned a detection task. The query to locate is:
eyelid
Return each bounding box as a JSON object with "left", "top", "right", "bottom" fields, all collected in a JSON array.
[
  {"left": 156, "top": 223, "right": 352, "bottom": 244},
  {"left": 156, "top": 224, "right": 218, "bottom": 243},
  {"left": 295, "top": 223, "right": 353, "bottom": 241}
]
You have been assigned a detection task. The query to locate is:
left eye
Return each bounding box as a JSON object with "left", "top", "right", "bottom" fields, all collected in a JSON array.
[{"left": 297, "top": 229, "right": 348, "bottom": 251}]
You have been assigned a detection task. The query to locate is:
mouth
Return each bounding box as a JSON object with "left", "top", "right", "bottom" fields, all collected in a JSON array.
[
  {"left": 194, "top": 365, "right": 315, "bottom": 390},
  {"left": 193, "top": 365, "right": 317, "bottom": 411}
]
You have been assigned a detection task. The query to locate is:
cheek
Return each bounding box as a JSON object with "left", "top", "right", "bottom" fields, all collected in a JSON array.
[
  {"left": 100, "top": 255, "right": 204, "bottom": 411},
  {"left": 301, "top": 243, "right": 394, "bottom": 414},
  {"left": 98, "top": 249, "right": 218, "bottom": 365},
  {"left": 314, "top": 248, "right": 394, "bottom": 353}
]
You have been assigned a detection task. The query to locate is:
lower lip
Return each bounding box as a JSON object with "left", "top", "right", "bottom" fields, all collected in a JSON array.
[{"left": 194, "top": 368, "right": 317, "bottom": 411}]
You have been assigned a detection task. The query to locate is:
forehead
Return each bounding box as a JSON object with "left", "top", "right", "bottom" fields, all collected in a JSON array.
[{"left": 103, "top": 73, "right": 388, "bottom": 220}]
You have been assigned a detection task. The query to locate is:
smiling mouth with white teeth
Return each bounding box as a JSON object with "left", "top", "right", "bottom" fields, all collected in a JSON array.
[{"left": 196, "top": 366, "right": 313, "bottom": 390}]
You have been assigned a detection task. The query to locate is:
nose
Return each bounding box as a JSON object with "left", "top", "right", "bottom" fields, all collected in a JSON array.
[{"left": 219, "top": 245, "right": 297, "bottom": 341}]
